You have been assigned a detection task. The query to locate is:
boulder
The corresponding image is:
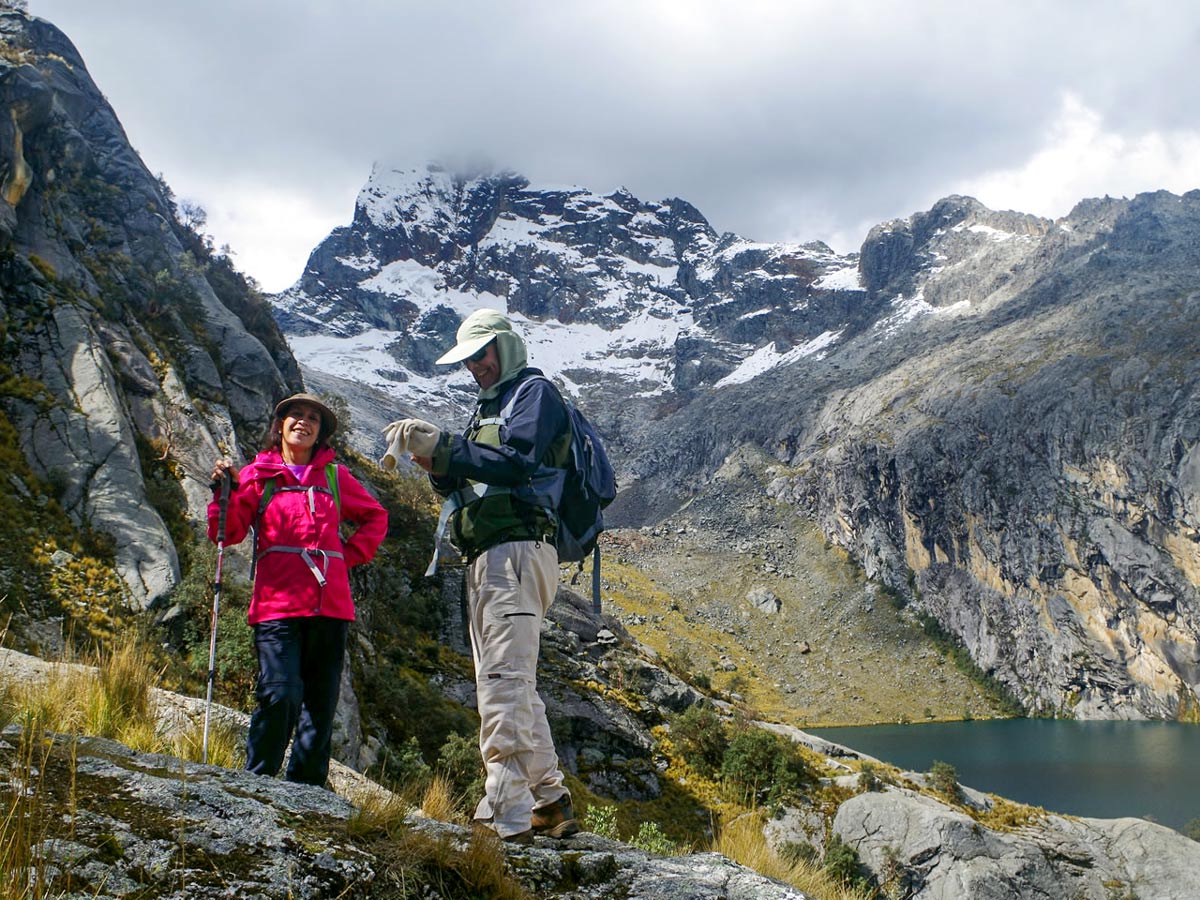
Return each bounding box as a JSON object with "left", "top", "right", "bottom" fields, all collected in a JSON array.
[
  {"left": 748, "top": 587, "right": 782, "bottom": 614},
  {"left": 834, "top": 786, "right": 1200, "bottom": 900}
]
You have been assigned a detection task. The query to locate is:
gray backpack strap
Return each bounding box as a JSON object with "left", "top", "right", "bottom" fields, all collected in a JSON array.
[
  {"left": 425, "top": 482, "right": 499, "bottom": 577},
  {"left": 256, "top": 546, "right": 345, "bottom": 586},
  {"left": 250, "top": 473, "right": 339, "bottom": 583}
]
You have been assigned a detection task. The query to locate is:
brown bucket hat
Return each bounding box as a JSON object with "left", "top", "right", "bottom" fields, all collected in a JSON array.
[{"left": 273, "top": 392, "right": 338, "bottom": 438}]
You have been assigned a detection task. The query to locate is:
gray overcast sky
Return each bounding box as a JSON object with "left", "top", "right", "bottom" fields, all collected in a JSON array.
[{"left": 31, "top": 0, "right": 1200, "bottom": 292}]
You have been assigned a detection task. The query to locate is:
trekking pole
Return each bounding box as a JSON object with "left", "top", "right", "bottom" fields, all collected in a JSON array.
[{"left": 202, "top": 469, "right": 232, "bottom": 765}]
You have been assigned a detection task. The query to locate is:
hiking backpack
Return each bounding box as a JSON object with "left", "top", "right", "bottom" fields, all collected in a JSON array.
[
  {"left": 427, "top": 375, "right": 617, "bottom": 612},
  {"left": 250, "top": 463, "right": 342, "bottom": 583}
]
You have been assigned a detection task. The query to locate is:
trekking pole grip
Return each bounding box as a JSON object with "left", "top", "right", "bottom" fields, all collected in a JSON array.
[{"left": 217, "top": 470, "right": 232, "bottom": 543}]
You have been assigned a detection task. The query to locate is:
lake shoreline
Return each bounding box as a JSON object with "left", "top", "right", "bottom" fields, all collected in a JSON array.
[{"left": 806, "top": 719, "right": 1200, "bottom": 833}]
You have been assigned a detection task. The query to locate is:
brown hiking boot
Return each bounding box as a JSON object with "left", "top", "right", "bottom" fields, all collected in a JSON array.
[
  {"left": 531, "top": 794, "right": 579, "bottom": 838},
  {"left": 473, "top": 818, "right": 535, "bottom": 845}
]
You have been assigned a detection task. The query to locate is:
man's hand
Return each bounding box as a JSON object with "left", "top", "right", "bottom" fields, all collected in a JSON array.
[
  {"left": 400, "top": 419, "right": 442, "bottom": 457},
  {"left": 380, "top": 418, "right": 441, "bottom": 470}
]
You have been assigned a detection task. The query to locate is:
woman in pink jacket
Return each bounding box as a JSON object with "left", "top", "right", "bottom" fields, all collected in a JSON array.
[{"left": 209, "top": 392, "right": 387, "bottom": 786}]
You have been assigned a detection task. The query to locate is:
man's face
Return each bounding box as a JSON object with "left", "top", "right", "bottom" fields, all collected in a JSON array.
[{"left": 465, "top": 341, "right": 500, "bottom": 390}]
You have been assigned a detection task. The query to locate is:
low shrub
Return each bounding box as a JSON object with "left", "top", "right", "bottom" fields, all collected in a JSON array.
[
  {"left": 631, "top": 820, "right": 682, "bottom": 855},
  {"left": 582, "top": 803, "right": 619, "bottom": 840},
  {"left": 669, "top": 704, "right": 727, "bottom": 777},
  {"left": 929, "top": 760, "right": 962, "bottom": 801},
  {"left": 721, "top": 725, "right": 809, "bottom": 806},
  {"left": 436, "top": 731, "right": 484, "bottom": 802},
  {"left": 1185, "top": 818, "right": 1200, "bottom": 842},
  {"left": 378, "top": 735, "right": 433, "bottom": 795},
  {"left": 858, "top": 760, "right": 884, "bottom": 792},
  {"left": 823, "top": 834, "right": 872, "bottom": 893}
]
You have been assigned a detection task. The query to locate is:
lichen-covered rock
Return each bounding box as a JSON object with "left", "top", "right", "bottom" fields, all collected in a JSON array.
[
  {"left": 834, "top": 786, "right": 1200, "bottom": 900},
  {"left": 0, "top": 726, "right": 378, "bottom": 899}
]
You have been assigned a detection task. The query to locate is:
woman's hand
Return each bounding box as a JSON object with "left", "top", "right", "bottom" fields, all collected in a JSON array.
[{"left": 210, "top": 459, "right": 238, "bottom": 490}]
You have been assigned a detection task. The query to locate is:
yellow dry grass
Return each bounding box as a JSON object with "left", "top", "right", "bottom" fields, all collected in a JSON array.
[
  {"left": 346, "top": 782, "right": 412, "bottom": 840},
  {"left": 4, "top": 637, "right": 165, "bottom": 752},
  {"left": 172, "top": 716, "right": 244, "bottom": 769},
  {"left": 420, "top": 773, "right": 467, "bottom": 824},
  {"left": 710, "top": 813, "right": 875, "bottom": 900}
]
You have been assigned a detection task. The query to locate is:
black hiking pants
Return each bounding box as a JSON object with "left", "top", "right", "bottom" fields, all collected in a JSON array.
[{"left": 246, "top": 616, "right": 348, "bottom": 787}]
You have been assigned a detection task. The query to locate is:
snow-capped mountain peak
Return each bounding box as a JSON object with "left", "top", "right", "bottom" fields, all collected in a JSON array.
[{"left": 272, "top": 162, "right": 869, "bottom": 421}]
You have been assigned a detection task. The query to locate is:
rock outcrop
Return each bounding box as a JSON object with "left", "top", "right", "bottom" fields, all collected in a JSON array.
[
  {"left": 0, "top": 720, "right": 811, "bottom": 900},
  {"left": 0, "top": 10, "right": 299, "bottom": 607},
  {"left": 6, "top": 654, "right": 1198, "bottom": 900},
  {"left": 832, "top": 786, "right": 1200, "bottom": 900}
]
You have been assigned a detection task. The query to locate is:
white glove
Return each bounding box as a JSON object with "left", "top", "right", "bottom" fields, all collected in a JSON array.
[
  {"left": 380, "top": 420, "right": 407, "bottom": 471},
  {"left": 379, "top": 418, "right": 442, "bottom": 469},
  {"left": 401, "top": 418, "right": 441, "bottom": 457}
]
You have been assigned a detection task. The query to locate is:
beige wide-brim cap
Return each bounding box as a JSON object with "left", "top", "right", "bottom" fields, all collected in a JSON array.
[
  {"left": 273, "top": 392, "right": 338, "bottom": 436},
  {"left": 434, "top": 308, "right": 513, "bottom": 365}
]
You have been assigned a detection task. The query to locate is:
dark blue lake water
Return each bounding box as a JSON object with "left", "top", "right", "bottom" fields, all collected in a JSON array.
[{"left": 807, "top": 719, "right": 1200, "bottom": 832}]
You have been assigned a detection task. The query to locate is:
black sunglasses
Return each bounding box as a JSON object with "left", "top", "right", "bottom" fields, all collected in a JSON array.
[{"left": 464, "top": 341, "right": 493, "bottom": 365}]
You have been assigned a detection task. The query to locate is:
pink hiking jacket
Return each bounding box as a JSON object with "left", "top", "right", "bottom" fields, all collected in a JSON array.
[{"left": 207, "top": 445, "right": 388, "bottom": 624}]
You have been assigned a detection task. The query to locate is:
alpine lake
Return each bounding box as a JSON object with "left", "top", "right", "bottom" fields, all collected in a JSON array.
[{"left": 806, "top": 719, "right": 1200, "bottom": 833}]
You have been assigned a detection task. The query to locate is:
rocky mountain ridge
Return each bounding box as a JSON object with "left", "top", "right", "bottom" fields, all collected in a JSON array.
[
  {"left": 272, "top": 161, "right": 862, "bottom": 434},
  {"left": 0, "top": 11, "right": 298, "bottom": 613},
  {"left": 277, "top": 164, "right": 1200, "bottom": 721}
]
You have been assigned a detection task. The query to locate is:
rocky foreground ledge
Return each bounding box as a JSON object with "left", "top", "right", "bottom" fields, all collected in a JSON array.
[
  {"left": 4, "top": 646, "right": 1199, "bottom": 899},
  {"left": 6, "top": 729, "right": 1200, "bottom": 900},
  {"left": 0, "top": 725, "right": 808, "bottom": 900}
]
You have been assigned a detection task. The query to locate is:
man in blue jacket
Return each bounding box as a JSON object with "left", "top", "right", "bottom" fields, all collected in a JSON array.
[{"left": 385, "top": 309, "right": 579, "bottom": 844}]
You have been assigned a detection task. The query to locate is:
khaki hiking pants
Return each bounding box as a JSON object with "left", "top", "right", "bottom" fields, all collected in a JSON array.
[{"left": 468, "top": 540, "right": 566, "bottom": 838}]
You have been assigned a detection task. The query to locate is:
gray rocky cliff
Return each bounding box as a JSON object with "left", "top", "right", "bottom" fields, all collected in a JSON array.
[
  {"left": 0, "top": 11, "right": 300, "bottom": 607},
  {"left": 772, "top": 191, "right": 1200, "bottom": 719},
  {"left": 626, "top": 191, "right": 1200, "bottom": 720},
  {"left": 283, "top": 158, "right": 1200, "bottom": 719}
]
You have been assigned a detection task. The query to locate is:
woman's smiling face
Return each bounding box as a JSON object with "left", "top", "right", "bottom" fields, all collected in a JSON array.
[{"left": 279, "top": 402, "right": 322, "bottom": 463}]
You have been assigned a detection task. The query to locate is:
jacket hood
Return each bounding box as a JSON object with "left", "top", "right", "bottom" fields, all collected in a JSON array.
[
  {"left": 479, "top": 328, "right": 528, "bottom": 400},
  {"left": 434, "top": 308, "right": 529, "bottom": 399}
]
